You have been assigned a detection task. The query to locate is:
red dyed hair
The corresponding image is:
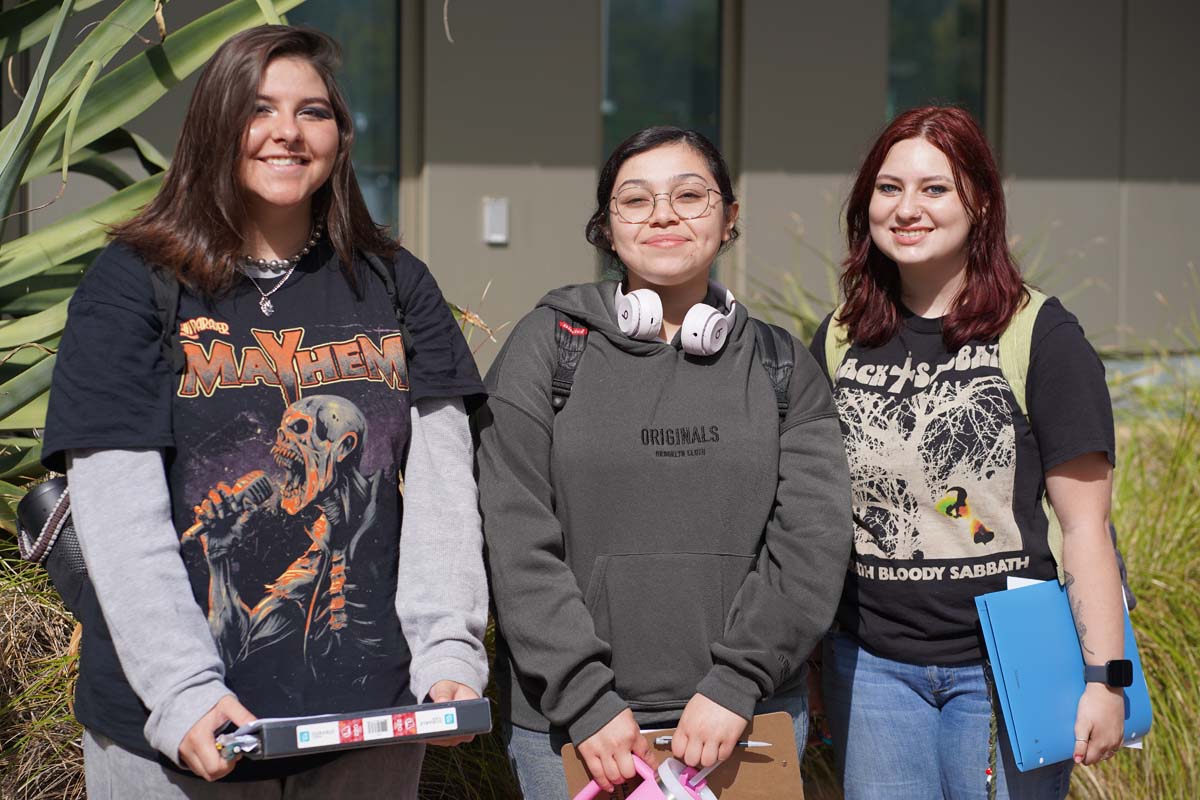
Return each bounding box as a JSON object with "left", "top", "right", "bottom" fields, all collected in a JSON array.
[{"left": 837, "top": 106, "right": 1026, "bottom": 350}]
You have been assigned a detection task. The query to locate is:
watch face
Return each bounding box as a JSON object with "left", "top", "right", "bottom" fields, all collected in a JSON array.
[{"left": 1108, "top": 660, "right": 1134, "bottom": 688}]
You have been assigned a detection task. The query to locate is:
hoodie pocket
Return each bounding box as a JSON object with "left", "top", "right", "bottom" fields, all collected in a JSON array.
[{"left": 584, "top": 552, "right": 755, "bottom": 708}]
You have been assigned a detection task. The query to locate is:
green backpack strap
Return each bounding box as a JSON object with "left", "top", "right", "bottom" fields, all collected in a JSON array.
[
  {"left": 999, "top": 288, "right": 1066, "bottom": 583},
  {"left": 998, "top": 288, "right": 1047, "bottom": 418},
  {"left": 823, "top": 304, "right": 850, "bottom": 383}
]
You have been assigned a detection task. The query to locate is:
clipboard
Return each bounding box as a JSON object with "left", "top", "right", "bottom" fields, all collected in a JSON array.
[
  {"left": 215, "top": 697, "right": 492, "bottom": 759},
  {"left": 561, "top": 711, "right": 803, "bottom": 799}
]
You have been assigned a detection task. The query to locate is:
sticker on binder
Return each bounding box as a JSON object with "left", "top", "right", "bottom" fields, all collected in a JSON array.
[
  {"left": 393, "top": 712, "right": 417, "bottom": 737},
  {"left": 363, "top": 714, "right": 395, "bottom": 741},
  {"left": 338, "top": 718, "right": 364, "bottom": 744},
  {"left": 296, "top": 721, "right": 339, "bottom": 749},
  {"left": 415, "top": 708, "right": 458, "bottom": 735}
]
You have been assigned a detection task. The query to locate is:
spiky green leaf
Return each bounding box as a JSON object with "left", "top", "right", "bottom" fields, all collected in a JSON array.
[
  {"left": 0, "top": 353, "right": 54, "bottom": 421},
  {"left": 0, "top": 175, "right": 162, "bottom": 291},
  {"left": 47, "top": 128, "right": 170, "bottom": 182},
  {"left": 0, "top": 0, "right": 105, "bottom": 59},
  {"left": 254, "top": 0, "right": 283, "bottom": 25},
  {"left": 0, "top": 0, "right": 75, "bottom": 221},
  {"left": 70, "top": 155, "right": 138, "bottom": 189},
  {"left": 59, "top": 60, "right": 103, "bottom": 183},
  {"left": 0, "top": 298, "right": 69, "bottom": 349}
]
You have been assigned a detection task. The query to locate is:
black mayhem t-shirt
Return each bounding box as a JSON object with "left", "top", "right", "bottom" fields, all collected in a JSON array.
[
  {"left": 810, "top": 298, "right": 1115, "bottom": 665},
  {"left": 42, "top": 241, "right": 483, "bottom": 775}
]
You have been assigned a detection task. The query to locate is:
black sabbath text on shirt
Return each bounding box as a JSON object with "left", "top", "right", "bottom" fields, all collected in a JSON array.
[{"left": 835, "top": 343, "right": 1002, "bottom": 394}]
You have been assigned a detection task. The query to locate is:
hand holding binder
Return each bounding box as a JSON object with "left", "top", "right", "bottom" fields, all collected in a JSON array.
[
  {"left": 975, "top": 579, "right": 1152, "bottom": 772},
  {"left": 214, "top": 697, "right": 493, "bottom": 760}
]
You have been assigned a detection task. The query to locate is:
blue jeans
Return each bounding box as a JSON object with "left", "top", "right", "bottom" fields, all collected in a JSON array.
[
  {"left": 822, "top": 632, "right": 1071, "bottom": 800},
  {"left": 504, "top": 686, "right": 809, "bottom": 799}
]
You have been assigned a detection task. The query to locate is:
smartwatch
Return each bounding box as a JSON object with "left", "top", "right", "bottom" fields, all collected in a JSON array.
[{"left": 1084, "top": 659, "right": 1134, "bottom": 688}]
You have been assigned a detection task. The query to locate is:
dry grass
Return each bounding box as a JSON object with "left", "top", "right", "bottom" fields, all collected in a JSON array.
[
  {"left": 0, "top": 539, "right": 84, "bottom": 800},
  {"left": 1068, "top": 378, "right": 1200, "bottom": 800}
]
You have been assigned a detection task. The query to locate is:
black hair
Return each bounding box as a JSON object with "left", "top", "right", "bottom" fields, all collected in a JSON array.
[{"left": 585, "top": 126, "right": 739, "bottom": 271}]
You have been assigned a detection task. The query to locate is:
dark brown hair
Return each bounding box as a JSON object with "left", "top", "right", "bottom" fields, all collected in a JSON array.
[
  {"left": 839, "top": 106, "right": 1026, "bottom": 350},
  {"left": 112, "top": 26, "right": 396, "bottom": 296}
]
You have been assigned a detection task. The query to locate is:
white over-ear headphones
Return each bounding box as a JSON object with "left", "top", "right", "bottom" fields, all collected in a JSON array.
[{"left": 613, "top": 281, "right": 738, "bottom": 356}]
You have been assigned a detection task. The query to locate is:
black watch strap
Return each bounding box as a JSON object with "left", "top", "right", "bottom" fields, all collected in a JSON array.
[{"left": 1084, "top": 660, "right": 1134, "bottom": 687}]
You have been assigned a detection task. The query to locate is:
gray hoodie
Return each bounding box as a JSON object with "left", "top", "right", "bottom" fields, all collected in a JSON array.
[{"left": 477, "top": 281, "right": 852, "bottom": 745}]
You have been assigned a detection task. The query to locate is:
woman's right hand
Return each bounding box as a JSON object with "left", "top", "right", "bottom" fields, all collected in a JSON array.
[
  {"left": 577, "top": 708, "right": 655, "bottom": 794},
  {"left": 178, "top": 694, "right": 256, "bottom": 781}
]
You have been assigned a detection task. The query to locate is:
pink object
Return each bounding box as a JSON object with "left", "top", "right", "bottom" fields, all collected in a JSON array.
[{"left": 572, "top": 755, "right": 716, "bottom": 800}]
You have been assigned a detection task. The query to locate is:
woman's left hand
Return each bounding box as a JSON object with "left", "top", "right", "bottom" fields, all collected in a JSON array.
[
  {"left": 1073, "top": 683, "right": 1126, "bottom": 765},
  {"left": 671, "top": 694, "right": 748, "bottom": 769},
  {"left": 425, "top": 680, "right": 480, "bottom": 747}
]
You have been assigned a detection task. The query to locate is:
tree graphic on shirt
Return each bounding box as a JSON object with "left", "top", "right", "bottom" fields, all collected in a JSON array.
[{"left": 837, "top": 374, "right": 1019, "bottom": 561}]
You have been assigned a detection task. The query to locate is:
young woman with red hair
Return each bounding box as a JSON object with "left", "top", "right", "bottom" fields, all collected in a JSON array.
[{"left": 809, "top": 106, "right": 1127, "bottom": 798}]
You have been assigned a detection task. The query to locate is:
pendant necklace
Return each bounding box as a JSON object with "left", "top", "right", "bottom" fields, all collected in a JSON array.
[{"left": 240, "top": 225, "right": 322, "bottom": 316}]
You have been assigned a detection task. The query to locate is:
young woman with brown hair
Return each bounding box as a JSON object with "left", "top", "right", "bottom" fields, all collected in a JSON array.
[{"left": 41, "top": 26, "right": 487, "bottom": 798}]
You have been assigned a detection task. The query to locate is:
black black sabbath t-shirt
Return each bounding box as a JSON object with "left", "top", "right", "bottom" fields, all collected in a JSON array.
[
  {"left": 42, "top": 240, "right": 484, "bottom": 772},
  {"left": 811, "top": 299, "right": 1115, "bottom": 665}
]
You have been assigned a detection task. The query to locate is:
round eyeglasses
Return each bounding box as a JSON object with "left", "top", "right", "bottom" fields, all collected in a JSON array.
[{"left": 610, "top": 184, "right": 722, "bottom": 224}]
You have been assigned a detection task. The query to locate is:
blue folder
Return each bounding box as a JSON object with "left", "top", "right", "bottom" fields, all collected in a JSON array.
[{"left": 975, "top": 579, "right": 1152, "bottom": 771}]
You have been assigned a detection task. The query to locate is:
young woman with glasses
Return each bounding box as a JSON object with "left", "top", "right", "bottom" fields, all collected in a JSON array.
[
  {"left": 809, "top": 106, "right": 1126, "bottom": 799},
  {"left": 477, "top": 126, "right": 854, "bottom": 797}
]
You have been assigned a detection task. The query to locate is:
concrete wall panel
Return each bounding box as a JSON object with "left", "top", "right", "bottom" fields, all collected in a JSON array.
[
  {"left": 1003, "top": 179, "right": 1122, "bottom": 347},
  {"left": 740, "top": 1, "right": 889, "bottom": 173},
  {"left": 737, "top": 171, "right": 852, "bottom": 320},
  {"left": 1121, "top": 181, "right": 1200, "bottom": 349},
  {"left": 1001, "top": 0, "right": 1123, "bottom": 180},
  {"left": 419, "top": 1, "right": 602, "bottom": 367},
  {"left": 1123, "top": 0, "right": 1200, "bottom": 181},
  {"left": 737, "top": 1, "right": 887, "bottom": 317},
  {"left": 424, "top": 1, "right": 601, "bottom": 168},
  {"left": 422, "top": 162, "right": 599, "bottom": 349}
]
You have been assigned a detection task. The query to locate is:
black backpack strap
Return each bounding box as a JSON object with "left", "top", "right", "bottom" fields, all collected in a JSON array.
[
  {"left": 752, "top": 319, "right": 794, "bottom": 421},
  {"left": 364, "top": 251, "right": 412, "bottom": 348},
  {"left": 550, "top": 311, "right": 589, "bottom": 412},
  {"left": 148, "top": 266, "right": 185, "bottom": 374}
]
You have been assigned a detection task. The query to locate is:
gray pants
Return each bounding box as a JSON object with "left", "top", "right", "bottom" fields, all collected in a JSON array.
[{"left": 83, "top": 729, "right": 425, "bottom": 799}]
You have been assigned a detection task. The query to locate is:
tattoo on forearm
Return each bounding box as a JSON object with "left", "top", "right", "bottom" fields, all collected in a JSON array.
[{"left": 1064, "top": 570, "right": 1097, "bottom": 656}]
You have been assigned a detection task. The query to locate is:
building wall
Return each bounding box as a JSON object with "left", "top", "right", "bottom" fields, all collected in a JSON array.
[
  {"left": 11, "top": 1, "right": 1197, "bottom": 361},
  {"left": 733, "top": 0, "right": 889, "bottom": 319},
  {"left": 1117, "top": 0, "right": 1200, "bottom": 351},
  {"left": 735, "top": 0, "right": 1200, "bottom": 352},
  {"left": 1003, "top": 0, "right": 1200, "bottom": 351},
  {"left": 412, "top": 0, "right": 602, "bottom": 365}
]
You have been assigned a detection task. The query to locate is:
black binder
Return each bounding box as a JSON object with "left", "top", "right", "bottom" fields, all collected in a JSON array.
[{"left": 217, "top": 698, "right": 492, "bottom": 759}]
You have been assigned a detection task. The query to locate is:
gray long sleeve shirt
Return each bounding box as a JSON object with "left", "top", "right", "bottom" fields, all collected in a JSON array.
[{"left": 66, "top": 396, "right": 487, "bottom": 764}]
